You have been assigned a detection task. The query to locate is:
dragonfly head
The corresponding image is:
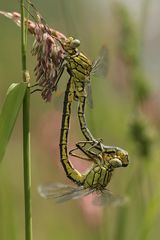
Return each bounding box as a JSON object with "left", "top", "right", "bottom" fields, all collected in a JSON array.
[
  {"left": 103, "top": 147, "right": 129, "bottom": 168},
  {"left": 63, "top": 37, "right": 80, "bottom": 52},
  {"left": 115, "top": 148, "right": 129, "bottom": 167}
]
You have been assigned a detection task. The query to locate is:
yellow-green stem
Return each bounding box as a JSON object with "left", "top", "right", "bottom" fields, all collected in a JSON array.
[{"left": 20, "top": 1, "right": 32, "bottom": 240}]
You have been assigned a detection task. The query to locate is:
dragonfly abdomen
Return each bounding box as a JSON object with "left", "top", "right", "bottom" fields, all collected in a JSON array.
[
  {"left": 77, "top": 95, "right": 95, "bottom": 142},
  {"left": 59, "top": 77, "right": 84, "bottom": 185}
]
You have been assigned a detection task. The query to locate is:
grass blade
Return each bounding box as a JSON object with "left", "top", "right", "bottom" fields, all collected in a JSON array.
[{"left": 0, "top": 83, "right": 27, "bottom": 162}]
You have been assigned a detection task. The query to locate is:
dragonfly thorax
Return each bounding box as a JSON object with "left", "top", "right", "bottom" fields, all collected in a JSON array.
[
  {"left": 83, "top": 162, "right": 113, "bottom": 190},
  {"left": 66, "top": 52, "right": 92, "bottom": 82}
]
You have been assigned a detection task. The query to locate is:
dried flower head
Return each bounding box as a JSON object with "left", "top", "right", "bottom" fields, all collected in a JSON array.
[
  {"left": 31, "top": 25, "right": 66, "bottom": 101},
  {"left": 0, "top": 10, "right": 68, "bottom": 101}
]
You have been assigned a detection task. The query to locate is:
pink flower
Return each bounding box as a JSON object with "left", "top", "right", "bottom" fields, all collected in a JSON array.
[{"left": 79, "top": 194, "right": 103, "bottom": 226}]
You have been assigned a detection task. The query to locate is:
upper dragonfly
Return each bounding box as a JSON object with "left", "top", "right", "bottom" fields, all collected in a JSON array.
[{"left": 0, "top": 1, "right": 106, "bottom": 103}]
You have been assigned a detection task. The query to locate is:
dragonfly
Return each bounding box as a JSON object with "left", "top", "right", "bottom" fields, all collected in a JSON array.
[
  {"left": 38, "top": 76, "right": 129, "bottom": 205},
  {"left": 22, "top": 2, "right": 129, "bottom": 204},
  {"left": 0, "top": 2, "right": 129, "bottom": 204}
]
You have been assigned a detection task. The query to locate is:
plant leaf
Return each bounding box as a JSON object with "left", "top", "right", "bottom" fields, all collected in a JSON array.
[{"left": 0, "top": 83, "right": 27, "bottom": 162}]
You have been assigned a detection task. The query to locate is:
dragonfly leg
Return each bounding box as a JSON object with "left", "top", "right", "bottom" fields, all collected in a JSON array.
[
  {"left": 52, "top": 63, "right": 65, "bottom": 91},
  {"left": 30, "top": 83, "right": 39, "bottom": 88},
  {"left": 30, "top": 63, "right": 65, "bottom": 94},
  {"left": 75, "top": 140, "right": 96, "bottom": 145},
  {"left": 76, "top": 139, "right": 105, "bottom": 154},
  {"left": 77, "top": 139, "right": 115, "bottom": 165},
  {"left": 30, "top": 88, "right": 42, "bottom": 94},
  {"left": 30, "top": 83, "right": 42, "bottom": 94},
  {"left": 73, "top": 140, "right": 103, "bottom": 164},
  {"left": 87, "top": 139, "right": 104, "bottom": 152},
  {"left": 69, "top": 147, "right": 93, "bottom": 162}
]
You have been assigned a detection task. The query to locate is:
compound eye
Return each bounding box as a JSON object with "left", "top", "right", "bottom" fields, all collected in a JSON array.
[
  {"left": 70, "top": 39, "right": 80, "bottom": 48},
  {"left": 109, "top": 158, "right": 122, "bottom": 168}
]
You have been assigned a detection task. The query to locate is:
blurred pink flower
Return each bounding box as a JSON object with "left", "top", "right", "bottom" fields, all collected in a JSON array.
[
  {"left": 79, "top": 194, "right": 103, "bottom": 226},
  {"left": 35, "top": 110, "right": 61, "bottom": 161}
]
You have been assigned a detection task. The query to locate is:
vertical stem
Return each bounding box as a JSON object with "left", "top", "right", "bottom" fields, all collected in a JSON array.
[
  {"left": 20, "top": 1, "right": 32, "bottom": 240},
  {"left": 21, "top": 1, "right": 27, "bottom": 73},
  {"left": 23, "top": 88, "right": 32, "bottom": 240}
]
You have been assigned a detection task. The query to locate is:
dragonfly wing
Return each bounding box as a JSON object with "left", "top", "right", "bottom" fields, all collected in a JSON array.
[
  {"left": 87, "top": 46, "right": 108, "bottom": 108},
  {"left": 86, "top": 83, "right": 93, "bottom": 108},
  {"left": 92, "top": 190, "right": 129, "bottom": 207},
  {"left": 91, "top": 46, "right": 108, "bottom": 78},
  {"left": 38, "top": 183, "right": 75, "bottom": 198},
  {"left": 38, "top": 183, "right": 94, "bottom": 203},
  {"left": 55, "top": 187, "right": 94, "bottom": 203}
]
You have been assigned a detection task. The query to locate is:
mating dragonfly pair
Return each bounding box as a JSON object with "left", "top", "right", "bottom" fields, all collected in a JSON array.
[{"left": 0, "top": 1, "right": 129, "bottom": 205}]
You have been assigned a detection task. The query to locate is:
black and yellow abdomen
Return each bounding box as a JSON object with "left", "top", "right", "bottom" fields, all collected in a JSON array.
[{"left": 59, "top": 77, "right": 85, "bottom": 185}]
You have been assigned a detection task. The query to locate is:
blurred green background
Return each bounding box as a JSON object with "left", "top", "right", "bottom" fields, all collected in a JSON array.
[{"left": 0, "top": 0, "right": 160, "bottom": 239}]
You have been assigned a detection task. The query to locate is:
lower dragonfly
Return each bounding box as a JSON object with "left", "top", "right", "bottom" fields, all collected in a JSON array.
[{"left": 38, "top": 76, "right": 129, "bottom": 205}]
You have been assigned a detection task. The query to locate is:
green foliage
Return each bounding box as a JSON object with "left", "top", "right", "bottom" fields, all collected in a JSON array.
[
  {"left": 114, "top": 2, "right": 139, "bottom": 66},
  {"left": 0, "top": 83, "right": 27, "bottom": 161},
  {"left": 140, "top": 192, "right": 160, "bottom": 240},
  {"left": 131, "top": 67, "right": 151, "bottom": 104},
  {"left": 129, "top": 115, "right": 154, "bottom": 157},
  {"left": 113, "top": 2, "right": 158, "bottom": 240}
]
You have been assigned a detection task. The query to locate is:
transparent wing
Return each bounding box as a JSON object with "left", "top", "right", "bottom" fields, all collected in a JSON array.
[
  {"left": 86, "top": 83, "right": 94, "bottom": 108},
  {"left": 91, "top": 46, "right": 108, "bottom": 78},
  {"left": 92, "top": 190, "right": 129, "bottom": 207},
  {"left": 87, "top": 46, "right": 108, "bottom": 108},
  {"left": 38, "top": 183, "right": 94, "bottom": 203}
]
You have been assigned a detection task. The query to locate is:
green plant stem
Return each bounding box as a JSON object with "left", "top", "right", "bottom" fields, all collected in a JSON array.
[
  {"left": 20, "top": 1, "right": 32, "bottom": 240},
  {"left": 21, "top": 1, "right": 27, "bottom": 73},
  {"left": 23, "top": 88, "right": 32, "bottom": 240}
]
